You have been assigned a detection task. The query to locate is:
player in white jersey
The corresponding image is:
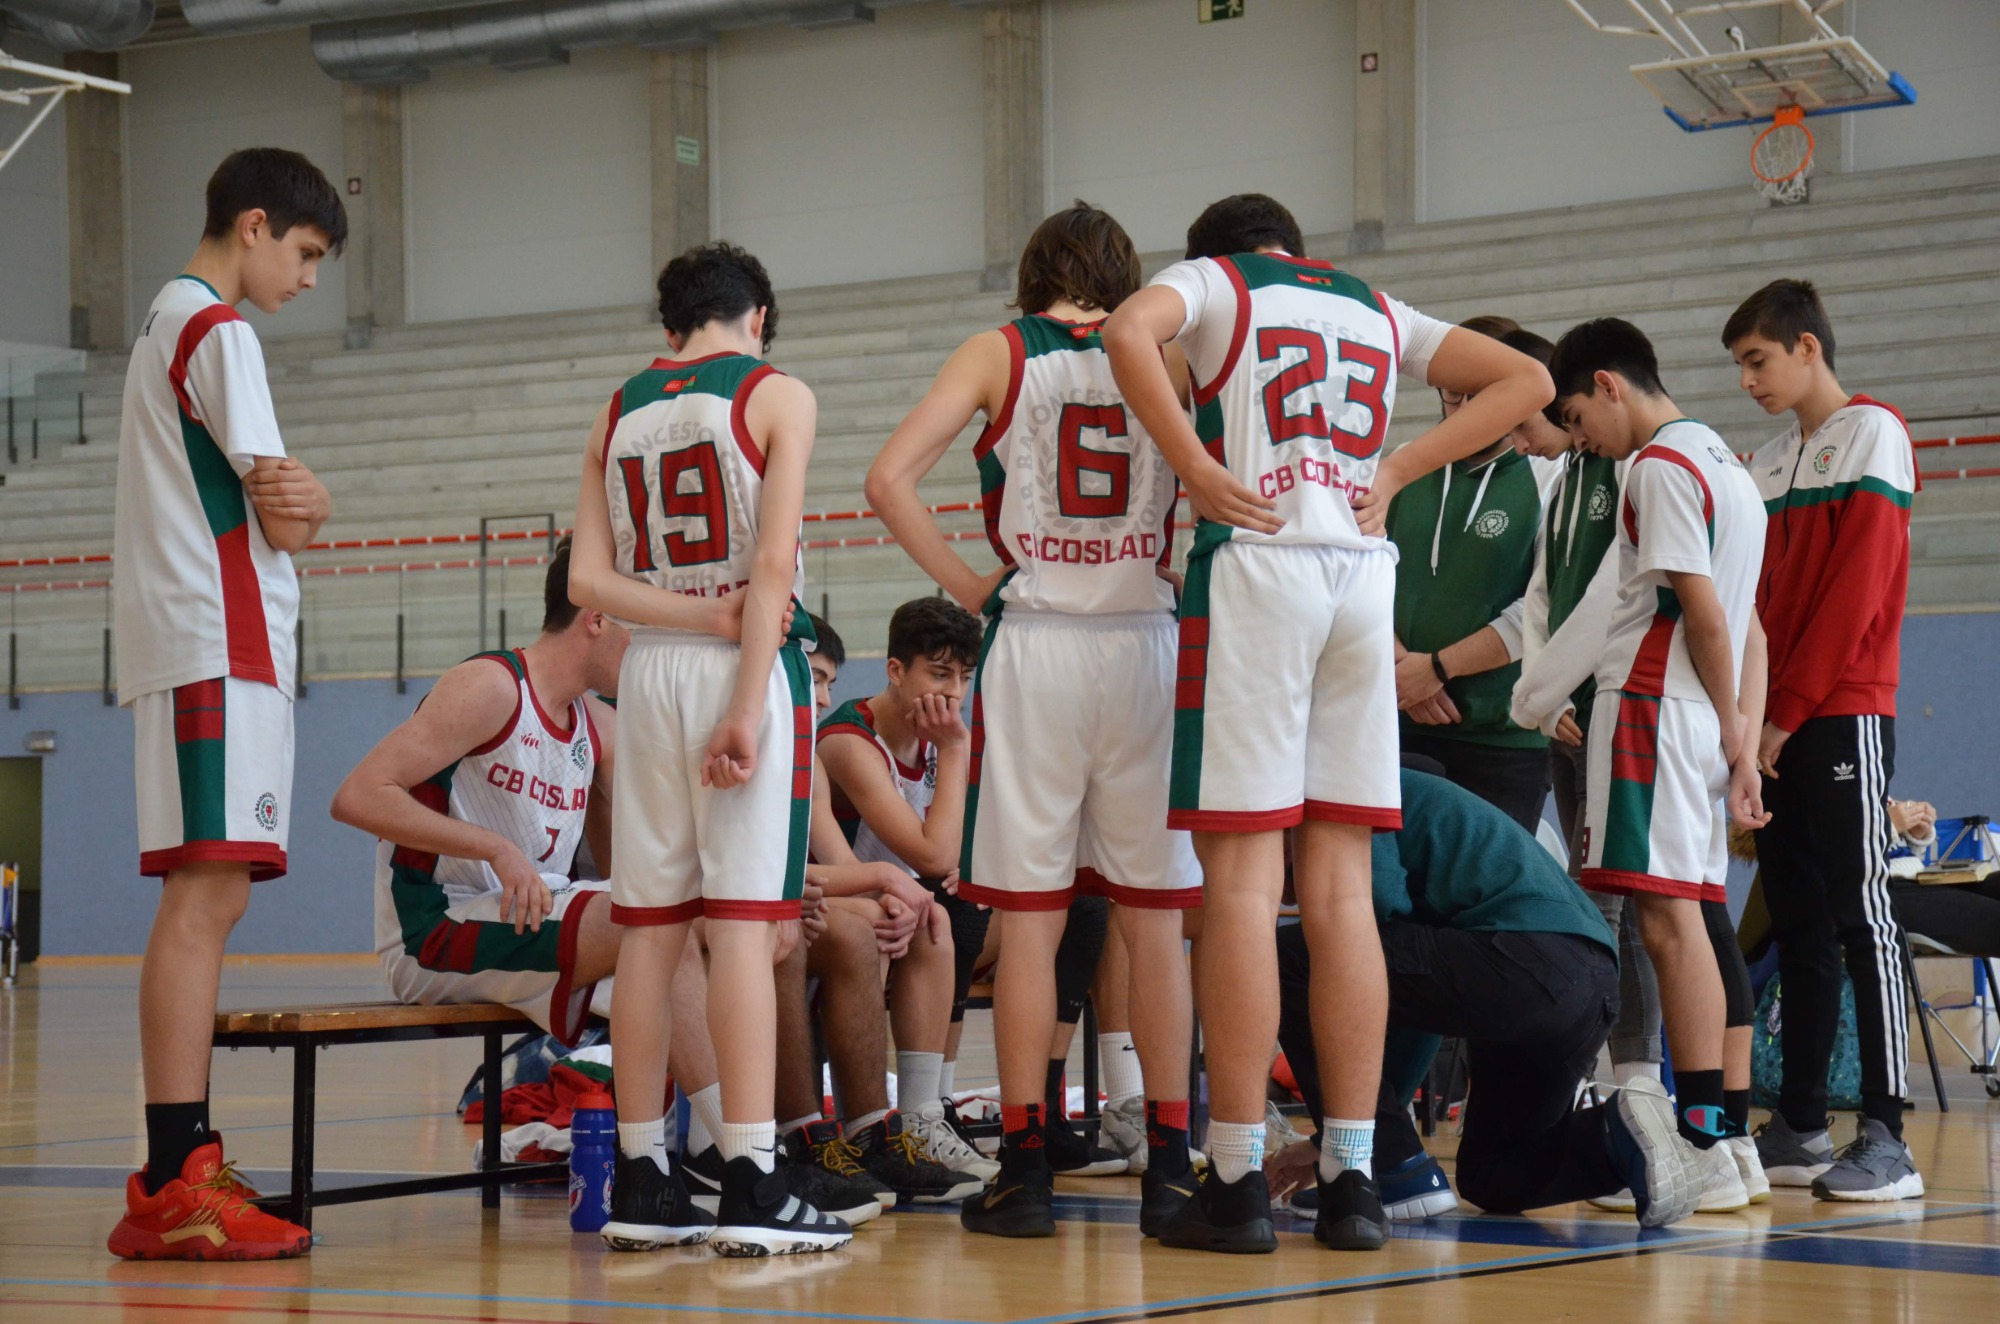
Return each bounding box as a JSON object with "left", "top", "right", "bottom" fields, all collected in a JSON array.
[
  {"left": 867, "top": 203, "right": 1204, "bottom": 1242},
  {"left": 107, "top": 150, "right": 342, "bottom": 1264},
  {"left": 1103, "top": 193, "right": 1555, "bottom": 1253},
  {"left": 567, "top": 243, "right": 849, "bottom": 1258},
  {"left": 1547, "top": 318, "right": 1772, "bottom": 1213},
  {"left": 334, "top": 539, "right": 626, "bottom": 1045}
]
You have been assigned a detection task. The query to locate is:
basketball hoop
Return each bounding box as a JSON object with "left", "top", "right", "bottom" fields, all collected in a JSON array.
[
  {"left": 0, "top": 48, "right": 131, "bottom": 178},
  {"left": 1751, "top": 105, "right": 1814, "bottom": 205}
]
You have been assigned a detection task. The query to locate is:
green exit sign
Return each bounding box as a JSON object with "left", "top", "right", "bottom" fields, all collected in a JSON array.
[{"left": 1199, "top": 0, "right": 1243, "bottom": 21}]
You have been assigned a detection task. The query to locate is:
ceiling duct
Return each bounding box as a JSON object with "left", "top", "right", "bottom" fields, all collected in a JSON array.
[
  {"left": 312, "top": 0, "right": 915, "bottom": 84},
  {"left": 1, "top": 0, "right": 153, "bottom": 49},
  {"left": 180, "top": 0, "right": 519, "bottom": 39}
]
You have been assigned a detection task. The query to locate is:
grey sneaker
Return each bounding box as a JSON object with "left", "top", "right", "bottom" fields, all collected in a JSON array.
[
  {"left": 1603, "top": 1078, "right": 1701, "bottom": 1229},
  {"left": 1754, "top": 1112, "right": 1834, "bottom": 1187},
  {"left": 1811, "top": 1118, "right": 1925, "bottom": 1202}
]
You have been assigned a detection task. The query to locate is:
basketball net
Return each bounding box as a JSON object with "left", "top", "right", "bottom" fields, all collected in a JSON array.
[{"left": 1751, "top": 106, "right": 1814, "bottom": 205}]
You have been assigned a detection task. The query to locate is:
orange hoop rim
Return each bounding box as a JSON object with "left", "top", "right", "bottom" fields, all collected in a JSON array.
[{"left": 1751, "top": 106, "right": 1815, "bottom": 184}]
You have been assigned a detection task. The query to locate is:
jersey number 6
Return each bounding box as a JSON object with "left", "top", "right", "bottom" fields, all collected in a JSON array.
[
  {"left": 1256, "top": 327, "right": 1391, "bottom": 460},
  {"left": 616, "top": 441, "right": 729, "bottom": 570},
  {"left": 1057, "top": 403, "right": 1132, "bottom": 519}
]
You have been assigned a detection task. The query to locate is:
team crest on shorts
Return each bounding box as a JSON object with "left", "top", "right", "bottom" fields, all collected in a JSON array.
[
  {"left": 1471, "top": 509, "right": 1510, "bottom": 539},
  {"left": 571, "top": 739, "right": 589, "bottom": 772},
  {"left": 1588, "top": 485, "right": 1613, "bottom": 520},
  {"left": 253, "top": 793, "right": 279, "bottom": 831},
  {"left": 1813, "top": 443, "right": 1838, "bottom": 474}
]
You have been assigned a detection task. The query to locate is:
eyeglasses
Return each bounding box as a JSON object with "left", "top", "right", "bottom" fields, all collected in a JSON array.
[{"left": 1438, "top": 389, "right": 1470, "bottom": 408}]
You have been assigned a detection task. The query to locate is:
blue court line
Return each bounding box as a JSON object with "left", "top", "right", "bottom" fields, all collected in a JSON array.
[
  {"left": 1001, "top": 1203, "right": 2000, "bottom": 1324},
  {"left": 1702, "top": 1230, "right": 2000, "bottom": 1278},
  {"left": 0, "top": 1277, "right": 985, "bottom": 1324}
]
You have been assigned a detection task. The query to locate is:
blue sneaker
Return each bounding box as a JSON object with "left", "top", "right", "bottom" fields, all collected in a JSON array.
[
  {"left": 1378, "top": 1152, "right": 1458, "bottom": 1219},
  {"left": 1603, "top": 1078, "right": 1700, "bottom": 1229}
]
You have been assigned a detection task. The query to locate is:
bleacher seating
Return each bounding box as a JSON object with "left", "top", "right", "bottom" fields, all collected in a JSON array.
[{"left": 3, "top": 153, "right": 1996, "bottom": 687}]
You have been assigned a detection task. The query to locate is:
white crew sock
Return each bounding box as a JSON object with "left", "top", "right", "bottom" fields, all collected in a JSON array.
[
  {"left": 1207, "top": 1119, "right": 1265, "bottom": 1185},
  {"left": 1320, "top": 1117, "right": 1375, "bottom": 1181},
  {"left": 616, "top": 1117, "right": 671, "bottom": 1176},
  {"left": 898, "top": 1051, "right": 944, "bottom": 1111},
  {"left": 686, "top": 1083, "right": 725, "bottom": 1156},
  {"left": 778, "top": 1111, "right": 822, "bottom": 1137},
  {"left": 1613, "top": 1061, "right": 1663, "bottom": 1088},
  {"left": 939, "top": 1058, "right": 957, "bottom": 1100},
  {"left": 1099, "top": 1032, "right": 1142, "bottom": 1104},
  {"left": 718, "top": 1119, "right": 779, "bottom": 1174}
]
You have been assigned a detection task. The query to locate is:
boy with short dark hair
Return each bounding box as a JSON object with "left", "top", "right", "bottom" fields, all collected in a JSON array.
[
  {"left": 1102, "top": 192, "right": 1552, "bottom": 1252},
  {"left": 1546, "top": 317, "right": 1771, "bottom": 1213},
  {"left": 108, "top": 147, "right": 342, "bottom": 1262},
  {"left": 1725, "top": 278, "right": 1923, "bottom": 1202},
  {"left": 569, "top": 242, "right": 850, "bottom": 1256}
]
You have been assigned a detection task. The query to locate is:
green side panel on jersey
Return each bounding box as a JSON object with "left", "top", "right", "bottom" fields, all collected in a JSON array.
[
  {"left": 390, "top": 761, "right": 460, "bottom": 953},
  {"left": 1230, "top": 252, "right": 1376, "bottom": 308},
  {"left": 1600, "top": 693, "right": 1659, "bottom": 878},
  {"left": 958, "top": 611, "right": 1004, "bottom": 884},
  {"left": 788, "top": 597, "right": 818, "bottom": 650},
  {"left": 178, "top": 414, "right": 251, "bottom": 540},
  {"left": 1189, "top": 519, "right": 1234, "bottom": 560},
  {"left": 781, "top": 646, "right": 814, "bottom": 902},
  {"left": 1194, "top": 396, "right": 1224, "bottom": 454},
  {"left": 1169, "top": 545, "right": 1216, "bottom": 813},
  {"left": 818, "top": 697, "right": 875, "bottom": 738},
  {"left": 977, "top": 448, "right": 1006, "bottom": 496}
]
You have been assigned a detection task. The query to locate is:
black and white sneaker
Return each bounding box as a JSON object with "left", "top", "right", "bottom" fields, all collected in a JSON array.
[
  {"left": 780, "top": 1128, "right": 884, "bottom": 1226},
  {"left": 851, "top": 1113, "right": 983, "bottom": 1204},
  {"left": 1044, "top": 1116, "right": 1129, "bottom": 1178},
  {"left": 1602, "top": 1077, "right": 1701, "bottom": 1229},
  {"left": 1313, "top": 1169, "right": 1388, "bottom": 1251},
  {"left": 601, "top": 1150, "right": 714, "bottom": 1251},
  {"left": 800, "top": 1120, "right": 898, "bottom": 1212},
  {"left": 709, "top": 1155, "right": 852, "bottom": 1257},
  {"left": 1157, "top": 1167, "right": 1277, "bottom": 1255},
  {"left": 680, "top": 1144, "right": 725, "bottom": 1215}
]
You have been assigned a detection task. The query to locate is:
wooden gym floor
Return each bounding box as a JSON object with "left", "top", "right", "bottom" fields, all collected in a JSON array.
[{"left": 2, "top": 958, "right": 1998, "bottom": 1323}]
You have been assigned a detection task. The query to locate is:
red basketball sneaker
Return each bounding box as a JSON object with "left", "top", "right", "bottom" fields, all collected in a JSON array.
[{"left": 107, "top": 1139, "right": 311, "bottom": 1261}]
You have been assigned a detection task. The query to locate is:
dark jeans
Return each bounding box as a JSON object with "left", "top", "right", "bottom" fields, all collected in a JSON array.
[
  {"left": 1277, "top": 922, "right": 1623, "bottom": 1213},
  {"left": 1755, "top": 715, "right": 1909, "bottom": 1135},
  {"left": 1400, "top": 731, "right": 1551, "bottom": 834},
  {"left": 1551, "top": 738, "right": 1661, "bottom": 1064}
]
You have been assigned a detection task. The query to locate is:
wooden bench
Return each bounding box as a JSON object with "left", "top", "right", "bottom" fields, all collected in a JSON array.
[{"left": 213, "top": 1001, "right": 568, "bottom": 1230}]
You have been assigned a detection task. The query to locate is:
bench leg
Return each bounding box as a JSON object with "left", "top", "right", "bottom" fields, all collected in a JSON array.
[
  {"left": 482, "top": 1030, "right": 503, "bottom": 1210},
  {"left": 290, "top": 1044, "right": 317, "bottom": 1230}
]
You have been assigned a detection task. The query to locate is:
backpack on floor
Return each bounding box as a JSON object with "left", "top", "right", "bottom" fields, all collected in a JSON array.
[{"left": 1750, "top": 971, "right": 1863, "bottom": 1110}]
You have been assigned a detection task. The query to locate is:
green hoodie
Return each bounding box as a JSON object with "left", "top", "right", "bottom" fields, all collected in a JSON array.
[{"left": 1386, "top": 445, "right": 1546, "bottom": 749}]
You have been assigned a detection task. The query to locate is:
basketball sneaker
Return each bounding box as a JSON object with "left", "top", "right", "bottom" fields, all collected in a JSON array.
[
  {"left": 779, "top": 1129, "right": 883, "bottom": 1226},
  {"left": 680, "top": 1144, "right": 726, "bottom": 1215},
  {"left": 907, "top": 1098, "right": 999, "bottom": 1181},
  {"left": 1724, "top": 1134, "right": 1770, "bottom": 1203},
  {"left": 1099, "top": 1094, "right": 1208, "bottom": 1175},
  {"left": 1139, "top": 1160, "right": 1199, "bottom": 1237},
  {"left": 1754, "top": 1111, "right": 1835, "bottom": 1187},
  {"left": 1157, "top": 1166, "right": 1277, "bottom": 1255},
  {"left": 1601, "top": 1077, "right": 1700, "bottom": 1229},
  {"left": 601, "top": 1150, "right": 714, "bottom": 1251},
  {"left": 709, "top": 1155, "right": 851, "bottom": 1257},
  {"left": 1377, "top": 1152, "right": 1459, "bottom": 1220},
  {"left": 1692, "top": 1140, "right": 1751, "bottom": 1212},
  {"left": 1043, "top": 1116, "right": 1128, "bottom": 1177},
  {"left": 107, "top": 1140, "right": 311, "bottom": 1261},
  {"left": 1810, "top": 1118, "right": 1925, "bottom": 1202},
  {"left": 1313, "top": 1169, "right": 1388, "bottom": 1250},
  {"left": 799, "top": 1120, "right": 898, "bottom": 1211},
  {"left": 851, "top": 1113, "right": 982, "bottom": 1204},
  {"left": 960, "top": 1145, "right": 1056, "bottom": 1238}
]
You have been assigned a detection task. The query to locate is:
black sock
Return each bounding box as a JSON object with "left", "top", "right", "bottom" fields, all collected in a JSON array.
[
  {"left": 1675, "top": 1070, "right": 1727, "bottom": 1150},
  {"left": 1144, "top": 1100, "right": 1192, "bottom": 1175},
  {"left": 1044, "top": 1059, "right": 1067, "bottom": 1123},
  {"left": 143, "top": 1100, "right": 211, "bottom": 1195},
  {"left": 1723, "top": 1088, "right": 1751, "bottom": 1139}
]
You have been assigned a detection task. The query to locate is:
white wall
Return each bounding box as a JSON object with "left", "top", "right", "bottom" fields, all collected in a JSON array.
[
  {"left": 405, "top": 49, "right": 652, "bottom": 323},
  {"left": 124, "top": 30, "right": 347, "bottom": 338},
  {"left": 1052, "top": 0, "right": 1356, "bottom": 253},
  {"left": 0, "top": 38, "right": 71, "bottom": 348},
  {"left": 1849, "top": 0, "right": 2000, "bottom": 173},
  {"left": 716, "top": 4, "right": 984, "bottom": 289},
  {"left": 1422, "top": 0, "right": 1762, "bottom": 222}
]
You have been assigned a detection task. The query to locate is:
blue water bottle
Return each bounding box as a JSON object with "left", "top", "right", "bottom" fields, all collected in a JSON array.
[{"left": 570, "top": 1089, "right": 617, "bottom": 1232}]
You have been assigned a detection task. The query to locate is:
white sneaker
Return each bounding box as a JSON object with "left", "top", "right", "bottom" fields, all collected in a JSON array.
[
  {"left": 1588, "top": 1188, "right": 1638, "bottom": 1212},
  {"left": 1725, "top": 1134, "right": 1770, "bottom": 1204},
  {"left": 1264, "top": 1099, "right": 1310, "bottom": 1155},
  {"left": 1693, "top": 1141, "right": 1751, "bottom": 1212},
  {"left": 1100, "top": 1094, "right": 1149, "bottom": 1173},
  {"left": 907, "top": 1099, "right": 999, "bottom": 1182}
]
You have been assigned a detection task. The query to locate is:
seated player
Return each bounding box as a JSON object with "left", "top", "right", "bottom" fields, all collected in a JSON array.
[
  {"left": 869, "top": 202, "right": 1203, "bottom": 1241},
  {"left": 335, "top": 538, "right": 626, "bottom": 1049},
  {"left": 1267, "top": 768, "right": 1705, "bottom": 1229},
  {"left": 1545, "top": 318, "right": 1772, "bottom": 1211}
]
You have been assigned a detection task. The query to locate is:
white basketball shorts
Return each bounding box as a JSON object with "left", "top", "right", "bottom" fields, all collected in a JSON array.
[
  {"left": 132, "top": 675, "right": 293, "bottom": 881},
  {"left": 1580, "top": 689, "right": 1729, "bottom": 904}
]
